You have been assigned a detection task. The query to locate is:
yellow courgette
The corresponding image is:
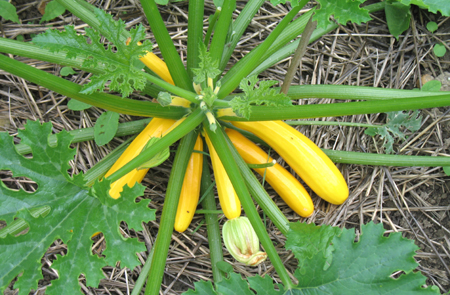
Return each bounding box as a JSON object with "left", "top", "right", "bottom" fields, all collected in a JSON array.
[
  {"left": 231, "top": 121, "right": 348, "bottom": 205},
  {"left": 204, "top": 131, "right": 241, "bottom": 220},
  {"left": 174, "top": 135, "right": 204, "bottom": 232},
  {"left": 104, "top": 117, "right": 175, "bottom": 199},
  {"left": 225, "top": 128, "right": 314, "bottom": 217}
]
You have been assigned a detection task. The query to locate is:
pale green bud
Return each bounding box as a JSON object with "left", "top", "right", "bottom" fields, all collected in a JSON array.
[{"left": 222, "top": 217, "right": 267, "bottom": 266}]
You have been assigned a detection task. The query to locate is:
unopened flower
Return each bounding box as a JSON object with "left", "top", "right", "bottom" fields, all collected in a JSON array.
[{"left": 222, "top": 216, "right": 267, "bottom": 266}]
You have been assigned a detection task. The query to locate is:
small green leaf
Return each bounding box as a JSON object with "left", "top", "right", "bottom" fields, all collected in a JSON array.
[
  {"left": 385, "top": 1, "right": 411, "bottom": 39},
  {"left": 137, "top": 137, "right": 170, "bottom": 169},
  {"left": 216, "top": 273, "right": 254, "bottom": 295},
  {"left": 399, "top": 0, "right": 450, "bottom": 16},
  {"left": 248, "top": 275, "right": 282, "bottom": 295},
  {"left": 40, "top": 0, "right": 66, "bottom": 23},
  {"left": 434, "top": 43, "right": 447, "bottom": 57},
  {"left": 443, "top": 166, "right": 450, "bottom": 175},
  {"left": 0, "top": 1, "right": 19, "bottom": 23},
  {"left": 183, "top": 281, "right": 218, "bottom": 295},
  {"left": 364, "top": 111, "right": 422, "bottom": 154},
  {"left": 313, "top": 0, "right": 372, "bottom": 29},
  {"left": 154, "top": 0, "right": 169, "bottom": 4},
  {"left": 216, "top": 261, "right": 233, "bottom": 275},
  {"left": 60, "top": 67, "right": 76, "bottom": 76},
  {"left": 67, "top": 99, "right": 91, "bottom": 111},
  {"left": 192, "top": 43, "right": 221, "bottom": 84},
  {"left": 229, "top": 76, "right": 292, "bottom": 119},
  {"left": 422, "top": 80, "right": 442, "bottom": 92},
  {"left": 426, "top": 21, "right": 438, "bottom": 33},
  {"left": 16, "top": 35, "right": 24, "bottom": 42},
  {"left": 94, "top": 111, "right": 120, "bottom": 146}
]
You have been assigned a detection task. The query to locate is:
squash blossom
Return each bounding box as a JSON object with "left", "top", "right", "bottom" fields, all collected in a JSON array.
[{"left": 222, "top": 217, "right": 267, "bottom": 266}]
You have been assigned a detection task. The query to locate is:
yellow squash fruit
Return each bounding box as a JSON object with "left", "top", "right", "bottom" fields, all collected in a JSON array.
[
  {"left": 204, "top": 131, "right": 241, "bottom": 220},
  {"left": 174, "top": 135, "right": 204, "bottom": 232},
  {"left": 225, "top": 128, "right": 314, "bottom": 217},
  {"left": 231, "top": 120, "right": 348, "bottom": 205}
]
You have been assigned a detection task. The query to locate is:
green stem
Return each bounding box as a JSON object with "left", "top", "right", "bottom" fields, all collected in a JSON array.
[
  {"left": 209, "top": 0, "right": 236, "bottom": 67},
  {"left": 284, "top": 84, "right": 448, "bottom": 100},
  {"left": 281, "top": 16, "right": 316, "bottom": 94},
  {"left": 219, "top": 0, "right": 266, "bottom": 70},
  {"left": 0, "top": 38, "right": 101, "bottom": 73},
  {"left": 131, "top": 247, "right": 154, "bottom": 295},
  {"left": 286, "top": 120, "right": 376, "bottom": 128},
  {"left": 15, "top": 119, "right": 150, "bottom": 155},
  {"left": 187, "top": 0, "right": 205, "bottom": 80},
  {"left": 140, "top": 0, "right": 193, "bottom": 91},
  {"left": 218, "top": 1, "right": 307, "bottom": 99},
  {"left": 204, "top": 8, "right": 221, "bottom": 47},
  {"left": 204, "top": 124, "right": 294, "bottom": 289},
  {"left": 144, "top": 131, "right": 198, "bottom": 295},
  {"left": 199, "top": 155, "right": 224, "bottom": 283},
  {"left": 107, "top": 108, "right": 204, "bottom": 182},
  {"left": 222, "top": 133, "right": 289, "bottom": 235},
  {"left": 142, "top": 72, "right": 198, "bottom": 103},
  {"left": 249, "top": 2, "right": 386, "bottom": 77},
  {"left": 219, "top": 94, "right": 450, "bottom": 121},
  {"left": 324, "top": 149, "right": 450, "bottom": 167},
  {"left": 0, "top": 54, "right": 187, "bottom": 119}
]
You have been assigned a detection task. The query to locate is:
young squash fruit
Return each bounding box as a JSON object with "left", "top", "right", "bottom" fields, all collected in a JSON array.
[
  {"left": 225, "top": 128, "right": 314, "bottom": 217},
  {"left": 204, "top": 130, "right": 241, "bottom": 220},
  {"left": 174, "top": 135, "right": 204, "bottom": 232},
  {"left": 231, "top": 120, "right": 349, "bottom": 205},
  {"left": 104, "top": 117, "right": 175, "bottom": 199}
]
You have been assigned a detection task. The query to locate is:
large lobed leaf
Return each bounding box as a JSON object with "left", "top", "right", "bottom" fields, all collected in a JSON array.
[
  {"left": 313, "top": 0, "right": 372, "bottom": 29},
  {"left": 182, "top": 222, "right": 439, "bottom": 294},
  {"left": 32, "top": 8, "right": 152, "bottom": 97},
  {"left": 400, "top": 0, "right": 450, "bottom": 16},
  {"left": 0, "top": 120, "right": 155, "bottom": 295}
]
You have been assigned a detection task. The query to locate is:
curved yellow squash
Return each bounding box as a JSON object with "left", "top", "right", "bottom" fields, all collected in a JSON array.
[
  {"left": 204, "top": 131, "right": 241, "bottom": 220},
  {"left": 231, "top": 121, "right": 348, "bottom": 205},
  {"left": 225, "top": 128, "right": 314, "bottom": 217},
  {"left": 174, "top": 135, "right": 204, "bottom": 232}
]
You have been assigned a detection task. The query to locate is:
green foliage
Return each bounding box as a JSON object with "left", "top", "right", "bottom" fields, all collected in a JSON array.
[
  {"left": 94, "top": 111, "right": 120, "bottom": 146},
  {"left": 192, "top": 43, "right": 222, "bottom": 84},
  {"left": 182, "top": 222, "right": 439, "bottom": 294},
  {"left": 399, "top": 0, "right": 450, "bottom": 16},
  {"left": 0, "top": 0, "right": 19, "bottom": 23},
  {"left": 365, "top": 111, "right": 422, "bottom": 154},
  {"left": 0, "top": 120, "right": 155, "bottom": 295},
  {"left": 40, "top": 0, "right": 66, "bottom": 23},
  {"left": 427, "top": 21, "right": 438, "bottom": 33},
  {"left": 32, "top": 8, "right": 153, "bottom": 97},
  {"left": 443, "top": 166, "right": 450, "bottom": 175},
  {"left": 385, "top": 1, "right": 411, "bottom": 39},
  {"left": 422, "top": 80, "right": 442, "bottom": 91},
  {"left": 60, "top": 66, "right": 76, "bottom": 76},
  {"left": 269, "top": 0, "right": 303, "bottom": 7},
  {"left": 229, "top": 76, "right": 292, "bottom": 119},
  {"left": 67, "top": 98, "right": 92, "bottom": 110},
  {"left": 433, "top": 44, "right": 447, "bottom": 57},
  {"left": 313, "top": 0, "right": 372, "bottom": 29}
]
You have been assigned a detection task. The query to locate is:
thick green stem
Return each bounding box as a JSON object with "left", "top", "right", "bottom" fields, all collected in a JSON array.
[
  {"left": 106, "top": 108, "right": 204, "bottom": 182},
  {"left": 187, "top": 0, "right": 205, "bottom": 80},
  {"left": 209, "top": 0, "right": 236, "bottom": 67},
  {"left": 200, "top": 155, "right": 224, "bottom": 283},
  {"left": 204, "top": 8, "right": 221, "bottom": 47},
  {"left": 204, "top": 124, "right": 294, "bottom": 289},
  {"left": 219, "top": 94, "right": 450, "bottom": 121},
  {"left": 0, "top": 38, "right": 101, "bottom": 73},
  {"left": 142, "top": 72, "right": 198, "bottom": 103},
  {"left": 218, "top": 1, "right": 307, "bottom": 98},
  {"left": 219, "top": 0, "right": 266, "bottom": 70},
  {"left": 324, "top": 150, "right": 450, "bottom": 167},
  {"left": 0, "top": 54, "right": 187, "bottom": 118},
  {"left": 144, "top": 131, "right": 198, "bottom": 295},
  {"left": 140, "top": 0, "right": 193, "bottom": 91},
  {"left": 131, "top": 247, "right": 154, "bottom": 295}
]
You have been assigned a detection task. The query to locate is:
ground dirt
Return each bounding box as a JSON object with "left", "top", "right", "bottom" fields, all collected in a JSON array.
[{"left": 1, "top": 0, "right": 449, "bottom": 294}]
